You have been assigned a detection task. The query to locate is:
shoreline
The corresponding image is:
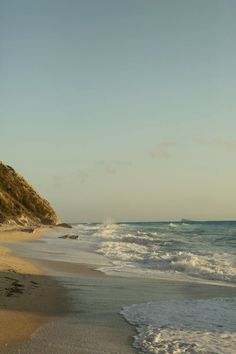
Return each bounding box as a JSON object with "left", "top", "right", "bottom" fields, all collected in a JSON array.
[
  {"left": 19, "top": 255, "right": 236, "bottom": 354},
  {"left": 0, "top": 226, "right": 66, "bottom": 348},
  {"left": 1, "top": 229, "right": 137, "bottom": 354},
  {"left": 1, "top": 226, "right": 236, "bottom": 353}
]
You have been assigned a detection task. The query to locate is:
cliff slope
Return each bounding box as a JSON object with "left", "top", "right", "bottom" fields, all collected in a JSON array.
[{"left": 0, "top": 162, "right": 59, "bottom": 225}]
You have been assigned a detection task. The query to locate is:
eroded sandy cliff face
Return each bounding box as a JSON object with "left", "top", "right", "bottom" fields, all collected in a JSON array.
[{"left": 0, "top": 162, "right": 59, "bottom": 225}]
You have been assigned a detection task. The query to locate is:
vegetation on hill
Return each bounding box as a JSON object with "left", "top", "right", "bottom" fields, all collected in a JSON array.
[{"left": 0, "top": 162, "right": 59, "bottom": 225}]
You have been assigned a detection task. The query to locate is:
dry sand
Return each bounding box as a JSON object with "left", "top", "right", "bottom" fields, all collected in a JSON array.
[{"left": 0, "top": 226, "right": 66, "bottom": 349}]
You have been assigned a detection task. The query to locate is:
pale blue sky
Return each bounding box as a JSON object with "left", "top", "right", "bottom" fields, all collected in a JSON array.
[{"left": 1, "top": 0, "right": 236, "bottom": 222}]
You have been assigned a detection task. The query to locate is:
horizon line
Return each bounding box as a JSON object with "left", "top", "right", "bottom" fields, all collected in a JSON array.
[{"left": 66, "top": 219, "right": 236, "bottom": 224}]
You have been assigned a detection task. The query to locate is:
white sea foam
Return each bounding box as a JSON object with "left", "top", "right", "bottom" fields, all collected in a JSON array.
[
  {"left": 97, "top": 241, "right": 149, "bottom": 261},
  {"left": 121, "top": 297, "right": 236, "bottom": 354},
  {"left": 74, "top": 222, "right": 236, "bottom": 284},
  {"left": 169, "top": 222, "right": 178, "bottom": 228},
  {"left": 97, "top": 240, "right": 236, "bottom": 283}
]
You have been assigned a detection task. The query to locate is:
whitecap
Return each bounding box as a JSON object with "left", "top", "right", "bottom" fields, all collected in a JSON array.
[{"left": 169, "top": 223, "right": 178, "bottom": 228}]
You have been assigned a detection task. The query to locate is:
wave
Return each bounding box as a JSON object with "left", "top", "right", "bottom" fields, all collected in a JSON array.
[
  {"left": 169, "top": 222, "right": 178, "bottom": 228},
  {"left": 97, "top": 241, "right": 236, "bottom": 282},
  {"left": 73, "top": 224, "right": 101, "bottom": 232},
  {"left": 73, "top": 222, "right": 236, "bottom": 284},
  {"left": 73, "top": 222, "right": 121, "bottom": 236},
  {"left": 97, "top": 241, "right": 149, "bottom": 262},
  {"left": 121, "top": 297, "right": 236, "bottom": 354}
]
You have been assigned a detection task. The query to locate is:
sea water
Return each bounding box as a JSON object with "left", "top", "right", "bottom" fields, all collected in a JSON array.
[
  {"left": 73, "top": 221, "right": 236, "bottom": 354},
  {"left": 73, "top": 221, "right": 236, "bottom": 283},
  {"left": 9, "top": 221, "right": 236, "bottom": 353}
]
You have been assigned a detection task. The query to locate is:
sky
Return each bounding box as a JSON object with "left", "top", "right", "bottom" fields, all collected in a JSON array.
[{"left": 1, "top": 0, "right": 236, "bottom": 222}]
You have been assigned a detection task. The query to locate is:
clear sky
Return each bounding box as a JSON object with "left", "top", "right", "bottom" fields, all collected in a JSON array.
[{"left": 1, "top": 0, "right": 236, "bottom": 222}]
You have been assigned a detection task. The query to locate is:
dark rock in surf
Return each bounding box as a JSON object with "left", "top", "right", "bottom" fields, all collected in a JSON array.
[
  {"left": 57, "top": 223, "right": 72, "bottom": 228},
  {"left": 59, "top": 234, "right": 79, "bottom": 240}
]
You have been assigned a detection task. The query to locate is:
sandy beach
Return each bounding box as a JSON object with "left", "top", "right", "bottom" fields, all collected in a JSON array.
[
  {"left": 0, "top": 226, "right": 66, "bottom": 349},
  {"left": 1, "top": 231, "right": 136, "bottom": 354},
  {"left": 1, "top": 226, "right": 236, "bottom": 354}
]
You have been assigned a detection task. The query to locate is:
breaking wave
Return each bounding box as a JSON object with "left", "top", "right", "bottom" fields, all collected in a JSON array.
[
  {"left": 121, "top": 297, "right": 236, "bottom": 354},
  {"left": 75, "top": 221, "right": 236, "bottom": 284}
]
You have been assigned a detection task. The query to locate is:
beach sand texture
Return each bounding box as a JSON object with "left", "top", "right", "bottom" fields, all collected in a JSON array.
[{"left": 0, "top": 227, "right": 65, "bottom": 349}]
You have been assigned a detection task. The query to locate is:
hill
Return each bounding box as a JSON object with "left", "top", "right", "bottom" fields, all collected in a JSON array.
[{"left": 0, "top": 162, "right": 59, "bottom": 225}]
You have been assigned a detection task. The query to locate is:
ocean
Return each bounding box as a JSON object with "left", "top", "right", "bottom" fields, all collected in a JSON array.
[
  {"left": 8, "top": 221, "right": 236, "bottom": 354},
  {"left": 74, "top": 221, "right": 236, "bottom": 353},
  {"left": 74, "top": 221, "right": 236, "bottom": 283}
]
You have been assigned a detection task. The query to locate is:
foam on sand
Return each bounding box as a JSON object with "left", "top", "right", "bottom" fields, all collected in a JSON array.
[{"left": 121, "top": 297, "right": 236, "bottom": 354}]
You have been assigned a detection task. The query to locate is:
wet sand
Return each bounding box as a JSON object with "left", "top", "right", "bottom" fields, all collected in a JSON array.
[
  {"left": 2, "top": 229, "right": 236, "bottom": 353},
  {"left": 0, "top": 226, "right": 66, "bottom": 349}
]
